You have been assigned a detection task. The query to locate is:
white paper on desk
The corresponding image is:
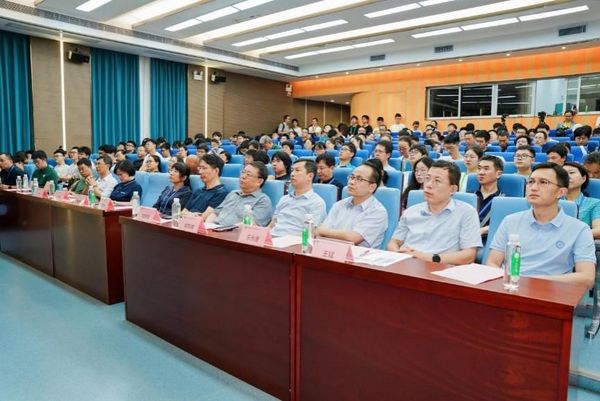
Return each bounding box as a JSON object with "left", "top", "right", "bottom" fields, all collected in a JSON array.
[
  {"left": 204, "top": 222, "right": 221, "bottom": 230},
  {"left": 431, "top": 263, "right": 503, "bottom": 285},
  {"left": 352, "top": 246, "right": 413, "bottom": 267},
  {"left": 271, "top": 235, "right": 302, "bottom": 249}
]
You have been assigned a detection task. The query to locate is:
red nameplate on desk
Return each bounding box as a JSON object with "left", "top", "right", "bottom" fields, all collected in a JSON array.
[
  {"left": 36, "top": 189, "right": 49, "bottom": 198},
  {"left": 53, "top": 190, "right": 69, "bottom": 201},
  {"left": 177, "top": 215, "right": 207, "bottom": 234},
  {"left": 98, "top": 197, "right": 115, "bottom": 211},
  {"left": 311, "top": 238, "right": 354, "bottom": 263},
  {"left": 136, "top": 206, "right": 161, "bottom": 224},
  {"left": 238, "top": 225, "right": 273, "bottom": 247}
]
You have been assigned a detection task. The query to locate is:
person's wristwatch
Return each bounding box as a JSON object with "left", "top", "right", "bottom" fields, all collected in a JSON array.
[{"left": 432, "top": 254, "right": 441, "bottom": 263}]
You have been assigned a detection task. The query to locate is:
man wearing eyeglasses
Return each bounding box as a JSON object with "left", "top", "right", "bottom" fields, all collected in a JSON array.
[
  {"left": 315, "top": 163, "right": 387, "bottom": 248},
  {"left": 336, "top": 143, "right": 356, "bottom": 170},
  {"left": 205, "top": 161, "right": 272, "bottom": 227},
  {"left": 487, "top": 163, "right": 595, "bottom": 287},
  {"left": 514, "top": 145, "right": 535, "bottom": 177},
  {"left": 387, "top": 160, "right": 482, "bottom": 264}
]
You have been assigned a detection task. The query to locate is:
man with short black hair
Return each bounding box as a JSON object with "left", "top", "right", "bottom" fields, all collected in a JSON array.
[
  {"left": 316, "top": 154, "right": 343, "bottom": 200},
  {"left": 440, "top": 134, "right": 462, "bottom": 161},
  {"left": 464, "top": 131, "right": 475, "bottom": 147},
  {"left": 87, "top": 155, "right": 118, "bottom": 199},
  {"left": 476, "top": 155, "right": 505, "bottom": 241},
  {"left": 497, "top": 131, "right": 510, "bottom": 152},
  {"left": 277, "top": 115, "right": 291, "bottom": 134},
  {"left": 53, "top": 149, "right": 72, "bottom": 183},
  {"left": 361, "top": 115, "right": 373, "bottom": 134},
  {"left": 205, "top": 161, "right": 272, "bottom": 226},
  {"left": 514, "top": 145, "right": 535, "bottom": 177},
  {"left": 546, "top": 144, "right": 568, "bottom": 166},
  {"left": 337, "top": 143, "right": 356, "bottom": 169},
  {"left": 488, "top": 163, "right": 595, "bottom": 287},
  {"left": 574, "top": 125, "right": 593, "bottom": 151},
  {"left": 584, "top": 152, "right": 600, "bottom": 179},
  {"left": 125, "top": 141, "right": 137, "bottom": 154},
  {"left": 31, "top": 150, "right": 59, "bottom": 188},
  {"left": 0, "top": 153, "right": 25, "bottom": 187},
  {"left": 390, "top": 113, "right": 405, "bottom": 133},
  {"left": 269, "top": 159, "right": 326, "bottom": 237},
  {"left": 388, "top": 160, "right": 482, "bottom": 264},
  {"left": 373, "top": 140, "right": 394, "bottom": 172},
  {"left": 183, "top": 154, "right": 229, "bottom": 218},
  {"left": 474, "top": 131, "right": 491, "bottom": 151}
]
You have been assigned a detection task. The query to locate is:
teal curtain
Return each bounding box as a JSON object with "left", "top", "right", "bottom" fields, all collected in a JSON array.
[
  {"left": 0, "top": 30, "right": 33, "bottom": 153},
  {"left": 91, "top": 48, "right": 139, "bottom": 149},
  {"left": 150, "top": 58, "right": 187, "bottom": 143}
]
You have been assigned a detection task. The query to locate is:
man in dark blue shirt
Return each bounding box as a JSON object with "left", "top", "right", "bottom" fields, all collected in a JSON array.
[
  {"left": 315, "top": 154, "right": 344, "bottom": 200},
  {"left": 183, "top": 154, "right": 229, "bottom": 218},
  {"left": 0, "top": 153, "right": 25, "bottom": 187}
]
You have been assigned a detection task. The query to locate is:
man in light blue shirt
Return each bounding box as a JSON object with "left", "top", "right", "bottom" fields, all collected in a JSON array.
[
  {"left": 487, "top": 163, "right": 595, "bottom": 287},
  {"left": 206, "top": 161, "right": 273, "bottom": 227},
  {"left": 316, "top": 162, "right": 387, "bottom": 248},
  {"left": 270, "top": 160, "right": 326, "bottom": 237},
  {"left": 388, "top": 160, "right": 482, "bottom": 264}
]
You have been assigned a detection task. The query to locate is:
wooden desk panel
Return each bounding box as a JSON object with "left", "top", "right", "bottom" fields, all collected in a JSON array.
[
  {"left": 0, "top": 191, "right": 53, "bottom": 276},
  {"left": 121, "top": 217, "right": 294, "bottom": 401},
  {"left": 295, "top": 254, "right": 585, "bottom": 401},
  {"left": 52, "top": 203, "right": 129, "bottom": 304}
]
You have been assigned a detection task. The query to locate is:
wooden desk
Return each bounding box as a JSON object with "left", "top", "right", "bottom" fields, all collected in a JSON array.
[
  {"left": 120, "top": 217, "right": 295, "bottom": 401},
  {"left": 0, "top": 190, "right": 130, "bottom": 304},
  {"left": 294, "top": 254, "right": 586, "bottom": 401}
]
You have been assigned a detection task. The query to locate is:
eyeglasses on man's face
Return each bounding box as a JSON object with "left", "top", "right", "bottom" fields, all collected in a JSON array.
[
  {"left": 526, "top": 178, "right": 561, "bottom": 188},
  {"left": 515, "top": 153, "right": 532, "bottom": 160},
  {"left": 347, "top": 174, "right": 374, "bottom": 184}
]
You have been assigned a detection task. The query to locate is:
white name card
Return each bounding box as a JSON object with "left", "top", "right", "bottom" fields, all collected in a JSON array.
[
  {"left": 177, "top": 215, "right": 208, "bottom": 235},
  {"left": 98, "top": 197, "right": 115, "bottom": 211},
  {"left": 136, "top": 206, "right": 161, "bottom": 224},
  {"left": 238, "top": 225, "right": 273, "bottom": 247},
  {"left": 311, "top": 238, "right": 354, "bottom": 263}
]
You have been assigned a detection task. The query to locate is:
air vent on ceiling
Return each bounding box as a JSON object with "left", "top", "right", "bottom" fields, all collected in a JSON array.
[
  {"left": 370, "top": 54, "right": 386, "bottom": 62},
  {"left": 434, "top": 45, "right": 454, "bottom": 53},
  {"left": 559, "top": 25, "right": 586, "bottom": 36}
]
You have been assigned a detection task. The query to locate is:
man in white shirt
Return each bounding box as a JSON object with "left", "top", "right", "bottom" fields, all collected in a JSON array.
[
  {"left": 88, "top": 155, "right": 117, "bottom": 199},
  {"left": 277, "top": 115, "right": 291, "bottom": 134},
  {"left": 389, "top": 113, "right": 406, "bottom": 133},
  {"left": 308, "top": 117, "right": 322, "bottom": 136},
  {"left": 373, "top": 141, "right": 395, "bottom": 172},
  {"left": 53, "top": 149, "right": 73, "bottom": 183}
]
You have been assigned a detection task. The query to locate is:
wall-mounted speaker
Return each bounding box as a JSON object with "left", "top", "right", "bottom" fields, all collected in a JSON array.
[
  {"left": 211, "top": 73, "right": 226, "bottom": 83},
  {"left": 68, "top": 50, "right": 90, "bottom": 63}
]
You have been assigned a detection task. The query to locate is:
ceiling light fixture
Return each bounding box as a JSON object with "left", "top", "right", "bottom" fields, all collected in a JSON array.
[
  {"left": 506, "top": 53, "right": 511, "bottom": 56},
  {"left": 419, "top": 0, "right": 454, "bottom": 5},
  {"left": 234, "top": 0, "right": 274, "bottom": 11},
  {"left": 458, "top": 58, "right": 463, "bottom": 62},
  {"left": 76, "top": 0, "right": 112, "bottom": 12},
  {"left": 461, "top": 17, "right": 519, "bottom": 30},
  {"left": 561, "top": 46, "right": 567, "bottom": 50},
  {"left": 365, "top": 3, "right": 421, "bottom": 18},
  {"left": 197, "top": 6, "right": 239, "bottom": 22},
  {"left": 412, "top": 27, "right": 462, "bottom": 38},
  {"left": 284, "top": 38, "right": 395, "bottom": 59},
  {"left": 188, "top": 0, "right": 370, "bottom": 42},
  {"left": 110, "top": 0, "right": 201, "bottom": 28},
  {"left": 165, "top": 18, "right": 202, "bottom": 32},
  {"left": 518, "top": 5, "right": 588, "bottom": 21},
  {"left": 249, "top": 0, "right": 555, "bottom": 55},
  {"left": 233, "top": 20, "right": 348, "bottom": 47},
  {"left": 232, "top": 37, "right": 269, "bottom": 47}
]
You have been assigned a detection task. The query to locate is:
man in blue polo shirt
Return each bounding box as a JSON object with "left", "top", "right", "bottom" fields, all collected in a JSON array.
[
  {"left": 487, "top": 163, "right": 595, "bottom": 287},
  {"left": 183, "top": 154, "right": 229, "bottom": 219},
  {"left": 388, "top": 160, "right": 482, "bottom": 264}
]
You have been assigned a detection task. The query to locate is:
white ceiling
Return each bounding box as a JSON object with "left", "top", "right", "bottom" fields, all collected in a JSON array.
[{"left": 3, "top": 0, "right": 600, "bottom": 79}]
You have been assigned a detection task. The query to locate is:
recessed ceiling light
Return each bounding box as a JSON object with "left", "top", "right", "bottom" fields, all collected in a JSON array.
[
  {"left": 286, "top": 51, "right": 319, "bottom": 59},
  {"left": 234, "top": 0, "right": 274, "bottom": 11},
  {"left": 234, "top": 20, "right": 348, "bottom": 47},
  {"left": 461, "top": 17, "right": 519, "bottom": 31},
  {"left": 330, "top": 99, "right": 335, "bottom": 102},
  {"left": 232, "top": 37, "right": 269, "bottom": 47},
  {"left": 265, "top": 29, "right": 305, "bottom": 40},
  {"left": 318, "top": 46, "right": 354, "bottom": 54},
  {"left": 417, "top": 63, "right": 421, "bottom": 66},
  {"left": 165, "top": 18, "right": 202, "bottom": 32},
  {"left": 458, "top": 58, "right": 463, "bottom": 62},
  {"left": 378, "top": 68, "right": 383, "bottom": 71},
  {"left": 345, "top": 101, "right": 350, "bottom": 105},
  {"left": 412, "top": 27, "right": 462, "bottom": 38},
  {"left": 352, "top": 38, "right": 395, "bottom": 48},
  {"left": 315, "top": 75, "right": 319, "bottom": 78},
  {"left": 110, "top": 0, "right": 200, "bottom": 28},
  {"left": 506, "top": 53, "right": 511, "bottom": 56},
  {"left": 249, "top": 0, "right": 552, "bottom": 56},
  {"left": 303, "top": 20, "right": 348, "bottom": 32},
  {"left": 561, "top": 46, "right": 567, "bottom": 50},
  {"left": 519, "top": 5, "right": 588, "bottom": 21},
  {"left": 345, "top": 71, "right": 349, "bottom": 75},
  {"left": 284, "top": 39, "right": 395, "bottom": 59},
  {"left": 76, "top": 0, "right": 112, "bottom": 12},
  {"left": 188, "top": 0, "right": 370, "bottom": 43},
  {"left": 419, "top": 0, "right": 454, "bottom": 5},
  {"left": 365, "top": 3, "right": 421, "bottom": 19},
  {"left": 197, "top": 6, "right": 239, "bottom": 22}
]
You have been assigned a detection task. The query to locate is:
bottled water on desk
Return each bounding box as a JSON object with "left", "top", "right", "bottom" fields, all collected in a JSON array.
[
  {"left": 15, "top": 176, "right": 22, "bottom": 192},
  {"left": 503, "top": 234, "right": 521, "bottom": 291},
  {"left": 88, "top": 189, "right": 97, "bottom": 206},
  {"left": 32, "top": 178, "right": 39, "bottom": 194},
  {"left": 302, "top": 214, "right": 314, "bottom": 254},
  {"left": 22, "top": 175, "right": 29, "bottom": 191},
  {"left": 242, "top": 204, "right": 253, "bottom": 226},
  {"left": 131, "top": 191, "right": 140, "bottom": 217},
  {"left": 171, "top": 198, "right": 181, "bottom": 228},
  {"left": 48, "top": 181, "right": 55, "bottom": 197}
]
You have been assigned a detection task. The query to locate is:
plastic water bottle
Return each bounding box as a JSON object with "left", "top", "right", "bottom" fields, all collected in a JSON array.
[
  {"left": 48, "top": 181, "right": 55, "bottom": 197},
  {"left": 88, "top": 189, "right": 97, "bottom": 206},
  {"left": 503, "top": 234, "right": 521, "bottom": 291},
  {"left": 22, "top": 175, "right": 29, "bottom": 191},
  {"left": 15, "top": 176, "right": 22, "bottom": 192},
  {"left": 302, "top": 214, "right": 314, "bottom": 254},
  {"left": 32, "top": 178, "right": 39, "bottom": 194},
  {"left": 171, "top": 198, "right": 181, "bottom": 228},
  {"left": 131, "top": 191, "right": 140, "bottom": 217},
  {"left": 243, "top": 204, "right": 253, "bottom": 226}
]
